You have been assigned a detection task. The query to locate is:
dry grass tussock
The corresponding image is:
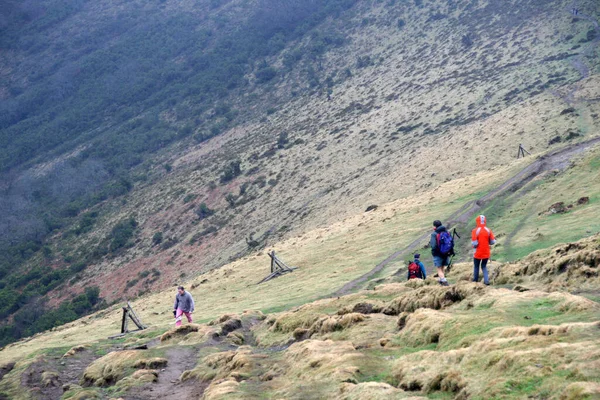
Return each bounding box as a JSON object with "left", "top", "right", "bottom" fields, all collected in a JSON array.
[
  {"left": 495, "top": 234, "right": 600, "bottom": 290},
  {"left": 208, "top": 314, "right": 238, "bottom": 325},
  {"left": 560, "top": 382, "right": 600, "bottom": 400},
  {"left": 266, "top": 309, "right": 368, "bottom": 343},
  {"left": 163, "top": 313, "right": 244, "bottom": 341},
  {"left": 180, "top": 345, "right": 265, "bottom": 384},
  {"left": 284, "top": 340, "right": 364, "bottom": 383},
  {"left": 62, "top": 344, "right": 90, "bottom": 358},
  {"left": 337, "top": 301, "right": 386, "bottom": 315},
  {"left": 81, "top": 350, "right": 167, "bottom": 386},
  {"left": 337, "top": 381, "right": 423, "bottom": 400},
  {"left": 383, "top": 282, "right": 488, "bottom": 315},
  {"left": 470, "top": 288, "right": 600, "bottom": 313},
  {"left": 264, "top": 298, "right": 360, "bottom": 335},
  {"left": 117, "top": 368, "right": 159, "bottom": 386},
  {"left": 159, "top": 323, "right": 218, "bottom": 344},
  {"left": 226, "top": 331, "right": 245, "bottom": 345},
  {"left": 394, "top": 308, "right": 451, "bottom": 346},
  {"left": 133, "top": 357, "right": 168, "bottom": 369},
  {"left": 308, "top": 313, "right": 367, "bottom": 336},
  {"left": 392, "top": 330, "right": 600, "bottom": 399},
  {"left": 268, "top": 311, "right": 325, "bottom": 334},
  {"left": 493, "top": 321, "right": 600, "bottom": 339},
  {"left": 202, "top": 378, "right": 241, "bottom": 400},
  {"left": 40, "top": 371, "right": 59, "bottom": 387},
  {"left": 61, "top": 387, "right": 102, "bottom": 400},
  {"left": 160, "top": 324, "right": 201, "bottom": 341},
  {"left": 546, "top": 291, "right": 599, "bottom": 312}
]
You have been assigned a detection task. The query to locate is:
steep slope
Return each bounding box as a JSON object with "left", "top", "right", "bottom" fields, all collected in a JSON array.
[
  {"left": 1, "top": 136, "right": 599, "bottom": 357},
  {"left": 1, "top": 0, "right": 599, "bottom": 348},
  {"left": 1, "top": 121, "right": 600, "bottom": 397},
  {"left": 44, "top": 0, "right": 600, "bottom": 300}
]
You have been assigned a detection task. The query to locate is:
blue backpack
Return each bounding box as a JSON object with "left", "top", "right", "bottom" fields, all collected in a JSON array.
[{"left": 437, "top": 231, "right": 454, "bottom": 256}]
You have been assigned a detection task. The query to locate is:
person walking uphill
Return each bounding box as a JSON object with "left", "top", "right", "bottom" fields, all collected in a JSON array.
[
  {"left": 430, "top": 220, "right": 452, "bottom": 286},
  {"left": 471, "top": 215, "right": 496, "bottom": 285},
  {"left": 173, "top": 286, "right": 195, "bottom": 327},
  {"left": 407, "top": 253, "right": 427, "bottom": 280}
]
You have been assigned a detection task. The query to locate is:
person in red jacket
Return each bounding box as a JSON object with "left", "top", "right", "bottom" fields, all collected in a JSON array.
[{"left": 471, "top": 215, "right": 496, "bottom": 285}]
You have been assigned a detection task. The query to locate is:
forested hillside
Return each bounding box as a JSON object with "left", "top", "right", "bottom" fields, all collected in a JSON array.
[{"left": 1, "top": 0, "right": 598, "bottom": 348}]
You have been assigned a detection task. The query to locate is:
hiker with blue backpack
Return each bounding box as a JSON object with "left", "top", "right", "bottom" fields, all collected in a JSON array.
[
  {"left": 430, "top": 220, "right": 454, "bottom": 286},
  {"left": 407, "top": 253, "right": 427, "bottom": 280}
]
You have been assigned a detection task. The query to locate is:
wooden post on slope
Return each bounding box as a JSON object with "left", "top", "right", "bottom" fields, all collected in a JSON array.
[
  {"left": 517, "top": 144, "right": 531, "bottom": 159},
  {"left": 270, "top": 252, "right": 275, "bottom": 273},
  {"left": 257, "top": 251, "right": 298, "bottom": 284},
  {"left": 120, "top": 306, "right": 129, "bottom": 334},
  {"left": 126, "top": 302, "right": 146, "bottom": 331},
  {"left": 109, "top": 302, "right": 147, "bottom": 339}
]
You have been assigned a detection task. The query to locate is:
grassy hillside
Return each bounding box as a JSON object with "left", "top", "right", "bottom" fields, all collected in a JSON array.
[
  {"left": 1, "top": 139, "right": 599, "bottom": 353},
  {"left": 0, "top": 0, "right": 358, "bottom": 171},
  {"left": 1, "top": 0, "right": 599, "bottom": 354},
  {"left": 484, "top": 146, "right": 600, "bottom": 261},
  {"left": 1, "top": 124, "right": 599, "bottom": 397},
  {"left": 0, "top": 231, "right": 599, "bottom": 399}
]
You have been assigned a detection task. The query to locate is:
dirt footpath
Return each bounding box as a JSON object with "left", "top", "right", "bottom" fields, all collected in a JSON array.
[{"left": 330, "top": 136, "right": 600, "bottom": 297}]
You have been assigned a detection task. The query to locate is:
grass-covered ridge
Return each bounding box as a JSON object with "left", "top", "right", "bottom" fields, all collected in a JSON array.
[
  {"left": 2, "top": 248, "right": 599, "bottom": 399},
  {"left": 482, "top": 146, "right": 600, "bottom": 261},
  {"left": 1, "top": 0, "right": 599, "bottom": 358},
  {"left": 1, "top": 132, "right": 600, "bottom": 397}
]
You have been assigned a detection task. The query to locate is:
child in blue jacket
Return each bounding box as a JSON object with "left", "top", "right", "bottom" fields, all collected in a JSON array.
[{"left": 407, "top": 254, "right": 427, "bottom": 280}]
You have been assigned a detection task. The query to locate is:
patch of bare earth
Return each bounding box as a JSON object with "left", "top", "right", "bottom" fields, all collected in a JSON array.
[{"left": 124, "top": 347, "right": 205, "bottom": 400}]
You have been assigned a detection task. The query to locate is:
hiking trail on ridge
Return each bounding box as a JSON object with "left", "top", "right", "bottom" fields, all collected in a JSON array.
[{"left": 330, "top": 136, "right": 600, "bottom": 297}]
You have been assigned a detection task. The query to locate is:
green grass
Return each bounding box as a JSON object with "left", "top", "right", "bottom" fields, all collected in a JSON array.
[
  {"left": 426, "top": 393, "right": 455, "bottom": 400},
  {"left": 439, "top": 318, "right": 504, "bottom": 351},
  {"left": 94, "top": 348, "right": 110, "bottom": 357},
  {"left": 237, "top": 380, "right": 276, "bottom": 400},
  {"left": 503, "top": 376, "right": 545, "bottom": 396},
  {"left": 367, "top": 343, "right": 439, "bottom": 360},
  {"left": 481, "top": 149, "right": 600, "bottom": 261},
  {"left": 131, "top": 327, "right": 169, "bottom": 339},
  {"left": 505, "top": 297, "right": 600, "bottom": 327},
  {"left": 507, "top": 298, "right": 563, "bottom": 324},
  {"left": 578, "top": 292, "right": 600, "bottom": 303},
  {"left": 433, "top": 295, "right": 593, "bottom": 352},
  {"left": 0, "top": 365, "right": 29, "bottom": 400},
  {"left": 27, "top": 345, "right": 73, "bottom": 359},
  {"left": 62, "top": 388, "right": 102, "bottom": 400},
  {"left": 474, "top": 299, "right": 496, "bottom": 310},
  {"left": 260, "top": 299, "right": 317, "bottom": 316}
]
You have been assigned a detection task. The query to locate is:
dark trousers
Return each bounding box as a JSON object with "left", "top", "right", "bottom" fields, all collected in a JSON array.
[{"left": 473, "top": 258, "right": 489, "bottom": 284}]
